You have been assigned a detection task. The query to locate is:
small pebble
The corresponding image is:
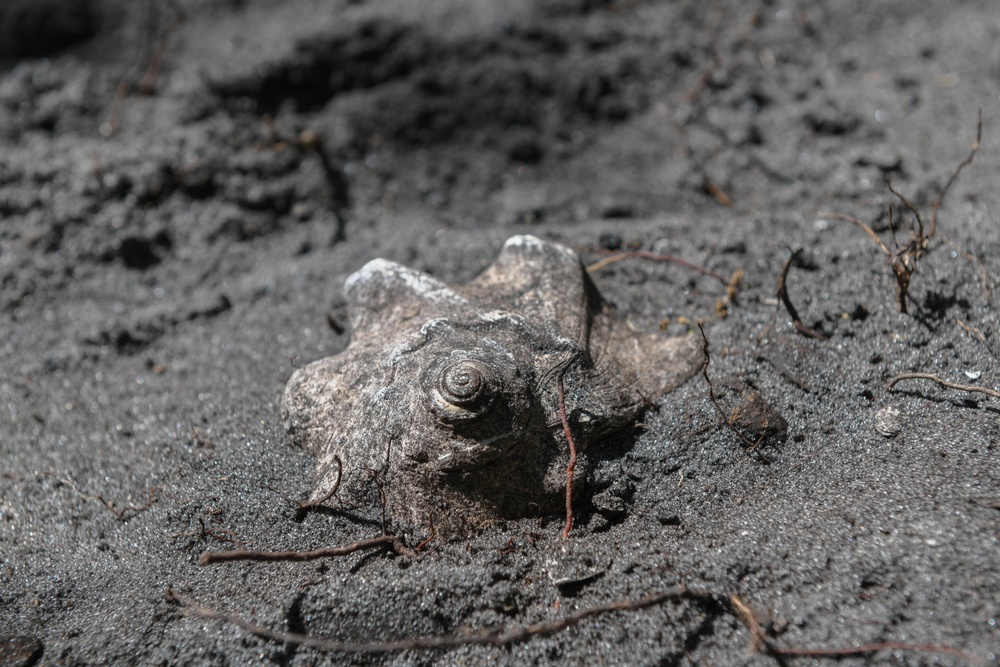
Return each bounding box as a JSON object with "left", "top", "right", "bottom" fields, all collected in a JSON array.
[{"left": 874, "top": 406, "right": 902, "bottom": 438}]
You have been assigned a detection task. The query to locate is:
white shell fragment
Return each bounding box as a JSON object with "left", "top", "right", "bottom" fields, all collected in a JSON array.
[{"left": 874, "top": 405, "right": 902, "bottom": 438}]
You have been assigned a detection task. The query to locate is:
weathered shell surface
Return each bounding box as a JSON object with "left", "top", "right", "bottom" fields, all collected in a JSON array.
[{"left": 281, "top": 235, "right": 703, "bottom": 535}]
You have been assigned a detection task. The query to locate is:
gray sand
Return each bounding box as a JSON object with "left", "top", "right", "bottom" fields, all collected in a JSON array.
[{"left": 2, "top": 1, "right": 998, "bottom": 665}]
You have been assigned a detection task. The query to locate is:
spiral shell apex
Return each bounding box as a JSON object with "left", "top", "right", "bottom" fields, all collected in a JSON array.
[
  {"left": 431, "top": 358, "right": 496, "bottom": 421},
  {"left": 440, "top": 360, "right": 489, "bottom": 405}
]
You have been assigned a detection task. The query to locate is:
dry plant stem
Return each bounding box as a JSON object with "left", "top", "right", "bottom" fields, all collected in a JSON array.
[
  {"left": 824, "top": 212, "right": 912, "bottom": 313},
  {"left": 823, "top": 213, "right": 891, "bottom": 256},
  {"left": 696, "top": 323, "right": 763, "bottom": 452},
  {"left": 931, "top": 110, "right": 983, "bottom": 237},
  {"left": 498, "top": 534, "right": 518, "bottom": 554},
  {"left": 169, "top": 586, "right": 981, "bottom": 663},
  {"left": 414, "top": 513, "right": 436, "bottom": 552},
  {"left": 298, "top": 455, "right": 342, "bottom": 511},
  {"left": 309, "top": 137, "right": 350, "bottom": 243},
  {"left": 825, "top": 112, "right": 983, "bottom": 315},
  {"left": 702, "top": 172, "right": 733, "bottom": 207},
  {"left": 729, "top": 595, "right": 765, "bottom": 653},
  {"left": 260, "top": 122, "right": 349, "bottom": 244},
  {"left": 198, "top": 534, "right": 399, "bottom": 565},
  {"left": 730, "top": 596, "right": 984, "bottom": 665},
  {"left": 956, "top": 319, "right": 988, "bottom": 344},
  {"left": 56, "top": 476, "right": 158, "bottom": 520},
  {"left": 776, "top": 249, "right": 828, "bottom": 340},
  {"left": 166, "top": 585, "right": 714, "bottom": 653},
  {"left": 557, "top": 375, "right": 578, "bottom": 539},
  {"left": 107, "top": 487, "right": 157, "bottom": 519},
  {"left": 198, "top": 518, "right": 246, "bottom": 549},
  {"left": 887, "top": 373, "right": 1000, "bottom": 399},
  {"left": 887, "top": 182, "right": 926, "bottom": 240},
  {"left": 585, "top": 250, "right": 728, "bottom": 285},
  {"left": 771, "top": 641, "right": 984, "bottom": 664}
]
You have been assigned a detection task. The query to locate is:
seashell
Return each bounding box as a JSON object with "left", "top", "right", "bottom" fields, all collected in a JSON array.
[
  {"left": 281, "top": 235, "right": 703, "bottom": 535},
  {"left": 874, "top": 405, "right": 902, "bottom": 438}
]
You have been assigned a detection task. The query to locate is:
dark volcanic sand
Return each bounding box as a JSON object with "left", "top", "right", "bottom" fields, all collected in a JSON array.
[{"left": 1, "top": 1, "right": 998, "bottom": 665}]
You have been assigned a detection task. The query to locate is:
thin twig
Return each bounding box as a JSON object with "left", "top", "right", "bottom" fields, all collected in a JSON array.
[
  {"left": 931, "top": 109, "right": 983, "bottom": 238},
  {"left": 776, "top": 249, "right": 828, "bottom": 340},
  {"left": 696, "top": 323, "right": 764, "bottom": 452},
  {"left": 825, "top": 112, "right": 983, "bottom": 315},
  {"left": 584, "top": 250, "right": 728, "bottom": 285},
  {"left": 198, "top": 518, "right": 246, "bottom": 550},
  {"left": 166, "top": 585, "right": 715, "bottom": 653},
  {"left": 297, "top": 455, "right": 342, "bottom": 512},
  {"left": 702, "top": 172, "right": 733, "bottom": 207},
  {"left": 56, "top": 476, "right": 158, "bottom": 521},
  {"left": 729, "top": 595, "right": 985, "bottom": 665},
  {"left": 887, "top": 373, "right": 999, "bottom": 399},
  {"left": 956, "top": 319, "right": 988, "bottom": 344},
  {"left": 887, "top": 182, "right": 926, "bottom": 241},
  {"left": 824, "top": 211, "right": 913, "bottom": 313},
  {"left": 371, "top": 475, "right": 389, "bottom": 535},
  {"left": 771, "top": 641, "right": 984, "bottom": 663},
  {"left": 497, "top": 531, "right": 540, "bottom": 555},
  {"left": 498, "top": 534, "right": 518, "bottom": 554},
  {"left": 557, "top": 374, "right": 578, "bottom": 539},
  {"left": 822, "top": 213, "right": 891, "bottom": 256},
  {"left": 729, "top": 595, "right": 766, "bottom": 652},
  {"left": 260, "top": 120, "right": 349, "bottom": 244},
  {"left": 169, "top": 585, "right": 982, "bottom": 663},
  {"left": 414, "top": 513, "right": 436, "bottom": 552},
  {"left": 198, "top": 535, "right": 399, "bottom": 565}
]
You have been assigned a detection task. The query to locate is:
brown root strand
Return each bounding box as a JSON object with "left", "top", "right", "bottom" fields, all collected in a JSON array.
[
  {"left": 771, "top": 641, "right": 984, "bottom": 663},
  {"left": 54, "top": 475, "right": 158, "bottom": 521},
  {"left": 776, "top": 249, "right": 828, "bottom": 340},
  {"left": 166, "top": 585, "right": 715, "bottom": 653},
  {"left": 198, "top": 518, "right": 246, "bottom": 550},
  {"left": 887, "top": 372, "right": 1000, "bottom": 400},
  {"left": 822, "top": 213, "right": 891, "bottom": 256},
  {"left": 198, "top": 535, "right": 399, "bottom": 565},
  {"left": 887, "top": 182, "right": 926, "bottom": 241},
  {"left": 729, "top": 595, "right": 985, "bottom": 665},
  {"left": 931, "top": 109, "right": 983, "bottom": 237},
  {"left": 167, "top": 587, "right": 984, "bottom": 664},
  {"left": 824, "top": 111, "right": 983, "bottom": 315},
  {"left": 702, "top": 172, "right": 733, "bottom": 207},
  {"left": 729, "top": 595, "right": 766, "bottom": 653},
  {"left": 414, "top": 513, "right": 437, "bottom": 552},
  {"left": 297, "top": 455, "right": 343, "bottom": 512},
  {"left": 696, "top": 323, "right": 765, "bottom": 455},
  {"left": 557, "top": 375, "right": 578, "bottom": 539},
  {"left": 584, "top": 249, "right": 728, "bottom": 285}
]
